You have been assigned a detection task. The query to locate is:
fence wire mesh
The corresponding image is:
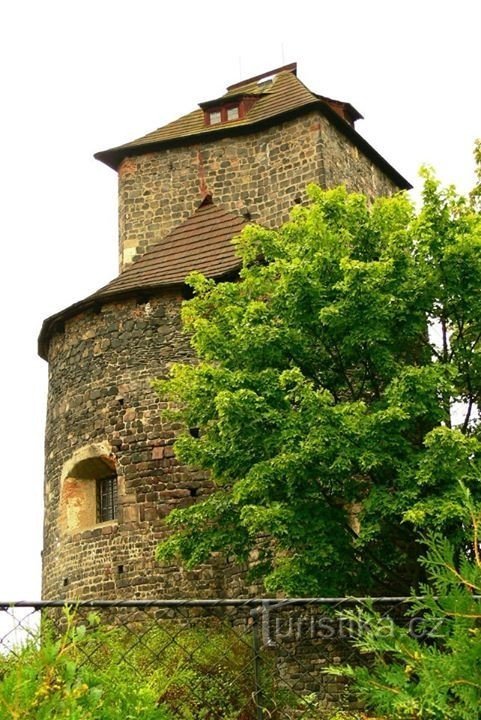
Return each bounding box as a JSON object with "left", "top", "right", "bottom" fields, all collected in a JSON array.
[{"left": 0, "top": 597, "right": 412, "bottom": 719}]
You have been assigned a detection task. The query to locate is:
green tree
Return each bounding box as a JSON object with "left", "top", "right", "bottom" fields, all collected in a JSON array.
[
  {"left": 154, "top": 167, "right": 481, "bottom": 596},
  {"left": 470, "top": 139, "right": 481, "bottom": 211},
  {"left": 327, "top": 486, "right": 481, "bottom": 720}
]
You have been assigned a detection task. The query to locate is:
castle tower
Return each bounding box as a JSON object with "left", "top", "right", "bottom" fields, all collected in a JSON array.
[{"left": 39, "top": 64, "right": 410, "bottom": 600}]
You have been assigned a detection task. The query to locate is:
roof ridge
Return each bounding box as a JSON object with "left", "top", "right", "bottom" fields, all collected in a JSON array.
[{"left": 226, "top": 62, "right": 297, "bottom": 91}]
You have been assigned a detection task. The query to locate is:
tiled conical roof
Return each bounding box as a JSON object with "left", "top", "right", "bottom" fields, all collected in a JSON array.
[
  {"left": 95, "top": 199, "right": 246, "bottom": 296},
  {"left": 38, "top": 200, "right": 246, "bottom": 359}
]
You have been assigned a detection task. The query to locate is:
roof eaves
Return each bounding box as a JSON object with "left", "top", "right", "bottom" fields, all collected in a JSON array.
[
  {"left": 93, "top": 101, "right": 317, "bottom": 169},
  {"left": 37, "top": 265, "right": 243, "bottom": 361},
  {"left": 94, "top": 99, "right": 411, "bottom": 190},
  {"left": 315, "top": 98, "right": 411, "bottom": 189},
  {"left": 38, "top": 282, "right": 183, "bottom": 361},
  {"left": 314, "top": 93, "right": 363, "bottom": 121}
]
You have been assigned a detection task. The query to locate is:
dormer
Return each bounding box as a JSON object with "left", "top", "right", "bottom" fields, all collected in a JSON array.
[
  {"left": 200, "top": 93, "right": 260, "bottom": 126},
  {"left": 199, "top": 62, "right": 298, "bottom": 127}
]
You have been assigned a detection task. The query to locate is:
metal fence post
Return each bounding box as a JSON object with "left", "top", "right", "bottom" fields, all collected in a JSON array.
[{"left": 251, "top": 606, "right": 264, "bottom": 720}]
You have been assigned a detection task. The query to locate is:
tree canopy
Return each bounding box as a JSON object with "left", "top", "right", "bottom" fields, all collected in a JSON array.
[{"left": 154, "top": 170, "right": 481, "bottom": 596}]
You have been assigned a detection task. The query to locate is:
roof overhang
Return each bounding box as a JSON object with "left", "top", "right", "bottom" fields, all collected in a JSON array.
[
  {"left": 94, "top": 98, "right": 411, "bottom": 191},
  {"left": 38, "top": 267, "right": 241, "bottom": 361}
]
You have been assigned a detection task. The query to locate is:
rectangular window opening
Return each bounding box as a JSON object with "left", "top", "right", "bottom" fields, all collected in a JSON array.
[
  {"left": 227, "top": 106, "right": 239, "bottom": 121},
  {"left": 97, "top": 475, "right": 118, "bottom": 523},
  {"left": 209, "top": 110, "right": 222, "bottom": 125}
]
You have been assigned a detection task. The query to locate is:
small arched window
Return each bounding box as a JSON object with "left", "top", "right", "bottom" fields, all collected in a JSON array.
[{"left": 60, "top": 444, "right": 118, "bottom": 534}]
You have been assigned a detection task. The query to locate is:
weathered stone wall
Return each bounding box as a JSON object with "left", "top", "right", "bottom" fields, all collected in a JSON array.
[
  {"left": 42, "top": 292, "right": 249, "bottom": 600},
  {"left": 43, "top": 108, "right": 400, "bottom": 601},
  {"left": 118, "top": 112, "right": 398, "bottom": 269},
  {"left": 319, "top": 118, "right": 398, "bottom": 197}
]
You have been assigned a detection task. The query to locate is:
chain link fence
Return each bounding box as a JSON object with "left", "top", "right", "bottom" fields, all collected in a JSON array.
[{"left": 0, "top": 597, "right": 412, "bottom": 719}]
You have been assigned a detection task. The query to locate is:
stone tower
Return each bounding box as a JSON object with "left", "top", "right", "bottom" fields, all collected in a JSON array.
[{"left": 39, "top": 63, "right": 410, "bottom": 600}]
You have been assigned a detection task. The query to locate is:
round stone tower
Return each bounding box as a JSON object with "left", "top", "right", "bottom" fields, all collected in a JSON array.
[{"left": 39, "top": 63, "right": 410, "bottom": 600}]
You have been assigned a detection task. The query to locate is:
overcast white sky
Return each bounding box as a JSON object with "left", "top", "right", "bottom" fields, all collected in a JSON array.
[{"left": 0, "top": 0, "right": 479, "bottom": 601}]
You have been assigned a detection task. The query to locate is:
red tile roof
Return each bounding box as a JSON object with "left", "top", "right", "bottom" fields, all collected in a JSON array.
[
  {"left": 94, "top": 65, "right": 410, "bottom": 191},
  {"left": 95, "top": 199, "right": 246, "bottom": 294},
  {"left": 38, "top": 201, "right": 246, "bottom": 359},
  {"left": 39, "top": 65, "right": 412, "bottom": 360},
  {"left": 96, "top": 66, "right": 317, "bottom": 167}
]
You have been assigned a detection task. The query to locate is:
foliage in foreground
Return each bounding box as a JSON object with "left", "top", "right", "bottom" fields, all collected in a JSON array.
[
  {"left": 0, "top": 611, "right": 162, "bottom": 720},
  {"left": 0, "top": 611, "right": 255, "bottom": 719},
  {"left": 154, "top": 165, "right": 481, "bottom": 596},
  {"left": 328, "top": 488, "right": 481, "bottom": 720},
  {"left": 0, "top": 609, "right": 330, "bottom": 720}
]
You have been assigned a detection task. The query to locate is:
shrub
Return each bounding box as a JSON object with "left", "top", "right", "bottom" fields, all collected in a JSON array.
[
  {"left": 327, "top": 487, "right": 481, "bottom": 720},
  {"left": 0, "top": 608, "right": 305, "bottom": 719},
  {"left": 0, "top": 609, "right": 168, "bottom": 720}
]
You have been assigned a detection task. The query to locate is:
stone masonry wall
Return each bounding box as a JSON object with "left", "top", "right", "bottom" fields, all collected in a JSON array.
[
  {"left": 43, "top": 110, "right": 400, "bottom": 601},
  {"left": 117, "top": 112, "right": 398, "bottom": 269},
  {"left": 42, "top": 292, "right": 248, "bottom": 601},
  {"left": 42, "top": 107, "right": 404, "bottom": 707}
]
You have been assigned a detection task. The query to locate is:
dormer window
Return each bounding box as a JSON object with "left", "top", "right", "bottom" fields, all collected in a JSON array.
[
  {"left": 206, "top": 104, "right": 240, "bottom": 126},
  {"left": 209, "top": 110, "right": 222, "bottom": 125},
  {"left": 227, "top": 106, "right": 239, "bottom": 121}
]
